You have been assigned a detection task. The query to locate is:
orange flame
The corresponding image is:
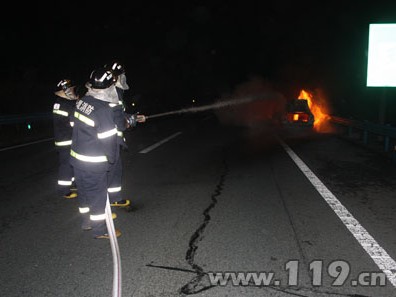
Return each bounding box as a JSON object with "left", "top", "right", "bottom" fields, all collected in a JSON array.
[{"left": 297, "top": 89, "right": 334, "bottom": 133}]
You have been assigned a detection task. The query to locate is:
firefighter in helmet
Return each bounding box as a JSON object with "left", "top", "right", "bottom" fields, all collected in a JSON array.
[
  {"left": 53, "top": 79, "right": 79, "bottom": 199},
  {"left": 70, "top": 68, "right": 121, "bottom": 239},
  {"left": 104, "top": 61, "right": 146, "bottom": 209}
]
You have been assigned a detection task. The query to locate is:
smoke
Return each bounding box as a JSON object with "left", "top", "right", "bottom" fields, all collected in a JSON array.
[{"left": 214, "top": 77, "right": 287, "bottom": 128}]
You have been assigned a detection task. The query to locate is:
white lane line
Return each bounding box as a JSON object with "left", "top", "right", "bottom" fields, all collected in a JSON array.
[
  {"left": 278, "top": 137, "right": 396, "bottom": 287},
  {"left": 0, "top": 137, "right": 54, "bottom": 152},
  {"left": 139, "top": 132, "right": 182, "bottom": 154}
]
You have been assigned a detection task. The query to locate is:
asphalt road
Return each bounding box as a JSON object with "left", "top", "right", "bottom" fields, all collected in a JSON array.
[{"left": 0, "top": 113, "right": 396, "bottom": 297}]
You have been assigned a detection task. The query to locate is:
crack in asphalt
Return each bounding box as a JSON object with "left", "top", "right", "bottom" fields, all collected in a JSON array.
[
  {"left": 146, "top": 263, "right": 196, "bottom": 274},
  {"left": 179, "top": 154, "right": 229, "bottom": 295}
]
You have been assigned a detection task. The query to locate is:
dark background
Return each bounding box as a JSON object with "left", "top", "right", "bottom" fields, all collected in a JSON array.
[{"left": 1, "top": 1, "right": 396, "bottom": 124}]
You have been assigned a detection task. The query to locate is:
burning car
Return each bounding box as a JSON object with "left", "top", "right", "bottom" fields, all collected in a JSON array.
[{"left": 282, "top": 98, "right": 314, "bottom": 127}]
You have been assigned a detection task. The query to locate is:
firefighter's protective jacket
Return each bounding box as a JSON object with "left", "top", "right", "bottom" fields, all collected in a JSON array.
[
  {"left": 70, "top": 95, "right": 118, "bottom": 172},
  {"left": 52, "top": 96, "right": 76, "bottom": 149}
]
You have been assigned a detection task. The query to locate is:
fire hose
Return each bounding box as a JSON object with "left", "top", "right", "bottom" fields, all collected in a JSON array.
[{"left": 105, "top": 195, "right": 122, "bottom": 297}]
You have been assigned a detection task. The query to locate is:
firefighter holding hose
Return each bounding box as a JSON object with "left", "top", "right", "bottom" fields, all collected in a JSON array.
[
  {"left": 70, "top": 68, "right": 122, "bottom": 239},
  {"left": 104, "top": 61, "right": 146, "bottom": 210}
]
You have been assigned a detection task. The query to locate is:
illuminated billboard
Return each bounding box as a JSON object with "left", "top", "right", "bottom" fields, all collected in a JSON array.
[{"left": 366, "top": 23, "right": 396, "bottom": 87}]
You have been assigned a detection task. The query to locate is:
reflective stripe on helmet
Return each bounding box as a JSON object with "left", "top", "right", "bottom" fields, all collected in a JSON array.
[
  {"left": 74, "top": 111, "right": 95, "bottom": 127},
  {"left": 108, "top": 186, "right": 122, "bottom": 193},
  {"left": 97, "top": 128, "right": 117, "bottom": 139},
  {"left": 90, "top": 213, "right": 106, "bottom": 221},
  {"left": 70, "top": 150, "right": 107, "bottom": 162},
  {"left": 79, "top": 207, "right": 90, "bottom": 214},
  {"left": 98, "top": 72, "right": 109, "bottom": 82},
  {"left": 53, "top": 109, "right": 69, "bottom": 117},
  {"left": 58, "top": 180, "right": 73, "bottom": 186},
  {"left": 55, "top": 140, "right": 72, "bottom": 146},
  {"left": 58, "top": 79, "right": 72, "bottom": 91}
]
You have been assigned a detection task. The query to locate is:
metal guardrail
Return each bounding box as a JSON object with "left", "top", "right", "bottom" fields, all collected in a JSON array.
[
  {"left": 330, "top": 116, "right": 363, "bottom": 129},
  {"left": 0, "top": 112, "right": 52, "bottom": 125},
  {"left": 331, "top": 116, "right": 396, "bottom": 137},
  {"left": 330, "top": 116, "right": 396, "bottom": 162}
]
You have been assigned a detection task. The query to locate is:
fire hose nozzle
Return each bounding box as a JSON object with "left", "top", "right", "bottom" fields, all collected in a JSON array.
[{"left": 125, "top": 112, "right": 146, "bottom": 128}]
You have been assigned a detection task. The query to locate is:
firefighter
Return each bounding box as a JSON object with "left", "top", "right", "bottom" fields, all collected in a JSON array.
[
  {"left": 104, "top": 61, "right": 146, "bottom": 209},
  {"left": 70, "top": 68, "right": 121, "bottom": 239},
  {"left": 53, "top": 79, "right": 79, "bottom": 199}
]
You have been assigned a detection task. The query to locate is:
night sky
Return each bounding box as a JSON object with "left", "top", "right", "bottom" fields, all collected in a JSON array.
[{"left": 1, "top": 1, "right": 396, "bottom": 122}]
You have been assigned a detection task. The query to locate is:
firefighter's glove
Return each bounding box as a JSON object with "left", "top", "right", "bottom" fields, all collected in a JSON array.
[{"left": 125, "top": 113, "right": 138, "bottom": 128}]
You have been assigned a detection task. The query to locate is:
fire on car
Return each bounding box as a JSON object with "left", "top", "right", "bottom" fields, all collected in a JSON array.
[{"left": 283, "top": 89, "right": 334, "bottom": 133}]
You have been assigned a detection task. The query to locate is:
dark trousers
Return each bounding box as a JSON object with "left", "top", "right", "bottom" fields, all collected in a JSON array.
[
  {"left": 57, "top": 148, "right": 74, "bottom": 196},
  {"left": 107, "top": 152, "right": 123, "bottom": 203},
  {"left": 74, "top": 168, "right": 108, "bottom": 237}
]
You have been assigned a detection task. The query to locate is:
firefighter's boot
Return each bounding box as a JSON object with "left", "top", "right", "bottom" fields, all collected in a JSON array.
[
  {"left": 110, "top": 199, "right": 130, "bottom": 207},
  {"left": 64, "top": 191, "right": 78, "bottom": 199}
]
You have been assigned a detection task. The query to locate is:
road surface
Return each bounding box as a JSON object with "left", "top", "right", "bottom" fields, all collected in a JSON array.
[{"left": 1, "top": 113, "right": 395, "bottom": 297}]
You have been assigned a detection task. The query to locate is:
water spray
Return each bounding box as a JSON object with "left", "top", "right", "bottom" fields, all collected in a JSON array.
[{"left": 145, "top": 95, "right": 260, "bottom": 120}]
